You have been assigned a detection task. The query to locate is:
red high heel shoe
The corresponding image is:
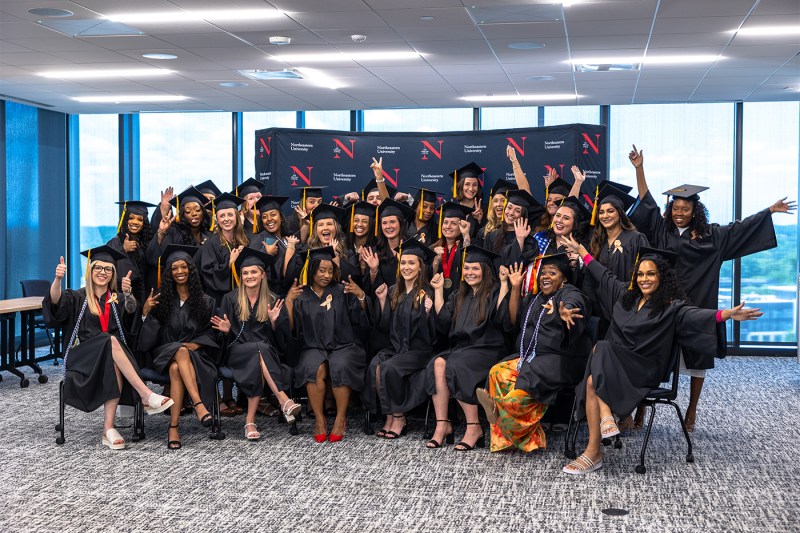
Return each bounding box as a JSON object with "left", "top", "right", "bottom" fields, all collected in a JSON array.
[
  {"left": 329, "top": 422, "right": 346, "bottom": 442},
  {"left": 313, "top": 433, "right": 327, "bottom": 443}
]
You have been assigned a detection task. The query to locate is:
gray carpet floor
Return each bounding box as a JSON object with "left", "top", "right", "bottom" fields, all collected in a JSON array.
[{"left": 0, "top": 353, "right": 798, "bottom": 533}]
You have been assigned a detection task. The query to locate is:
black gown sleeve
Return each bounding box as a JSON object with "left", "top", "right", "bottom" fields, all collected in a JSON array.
[{"left": 585, "top": 259, "right": 628, "bottom": 321}]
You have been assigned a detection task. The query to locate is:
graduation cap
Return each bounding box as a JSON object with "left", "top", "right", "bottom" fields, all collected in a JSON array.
[
  {"left": 559, "top": 196, "right": 591, "bottom": 224},
  {"left": 256, "top": 195, "right": 289, "bottom": 213},
  {"left": 378, "top": 198, "right": 414, "bottom": 221},
  {"left": 449, "top": 162, "right": 483, "bottom": 198},
  {"left": 306, "top": 203, "right": 346, "bottom": 238},
  {"left": 207, "top": 192, "right": 245, "bottom": 232},
  {"left": 115, "top": 200, "right": 157, "bottom": 233},
  {"left": 157, "top": 244, "right": 199, "bottom": 288},
  {"left": 527, "top": 252, "right": 571, "bottom": 294},
  {"left": 600, "top": 179, "right": 633, "bottom": 195},
  {"left": 195, "top": 180, "right": 223, "bottom": 199},
  {"left": 409, "top": 186, "right": 443, "bottom": 221},
  {"left": 347, "top": 201, "right": 378, "bottom": 234},
  {"left": 234, "top": 247, "right": 275, "bottom": 278},
  {"left": 296, "top": 186, "right": 327, "bottom": 209},
  {"left": 394, "top": 239, "right": 436, "bottom": 277},
  {"left": 298, "top": 246, "right": 336, "bottom": 285},
  {"left": 547, "top": 177, "right": 572, "bottom": 200},
  {"left": 171, "top": 186, "right": 207, "bottom": 223},
  {"left": 490, "top": 179, "right": 518, "bottom": 198},
  {"left": 361, "top": 178, "right": 397, "bottom": 201},
  {"left": 505, "top": 189, "right": 540, "bottom": 210},
  {"left": 81, "top": 245, "right": 126, "bottom": 265},
  {"left": 662, "top": 184, "right": 709, "bottom": 201},
  {"left": 236, "top": 178, "right": 263, "bottom": 197},
  {"left": 628, "top": 246, "right": 679, "bottom": 290},
  {"left": 437, "top": 201, "right": 473, "bottom": 239},
  {"left": 597, "top": 182, "right": 636, "bottom": 213},
  {"left": 459, "top": 244, "right": 500, "bottom": 280}
]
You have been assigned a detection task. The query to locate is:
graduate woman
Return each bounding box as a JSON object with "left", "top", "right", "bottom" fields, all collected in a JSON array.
[
  {"left": 559, "top": 236, "right": 763, "bottom": 474},
  {"left": 147, "top": 186, "right": 213, "bottom": 273},
  {"left": 280, "top": 247, "right": 368, "bottom": 442},
  {"left": 425, "top": 245, "right": 508, "bottom": 451},
  {"left": 483, "top": 189, "right": 542, "bottom": 269},
  {"left": 627, "top": 145, "right": 795, "bottom": 431},
  {"left": 44, "top": 247, "right": 173, "bottom": 450},
  {"left": 407, "top": 187, "right": 440, "bottom": 246},
  {"left": 237, "top": 178, "right": 263, "bottom": 235},
  {"left": 107, "top": 200, "right": 157, "bottom": 302},
  {"left": 430, "top": 202, "right": 473, "bottom": 298},
  {"left": 138, "top": 245, "right": 220, "bottom": 450},
  {"left": 363, "top": 239, "right": 437, "bottom": 439},
  {"left": 249, "top": 195, "right": 294, "bottom": 297},
  {"left": 360, "top": 199, "right": 413, "bottom": 292},
  {"left": 210, "top": 248, "right": 300, "bottom": 440},
  {"left": 476, "top": 256, "right": 591, "bottom": 453},
  {"left": 451, "top": 162, "right": 485, "bottom": 238}
]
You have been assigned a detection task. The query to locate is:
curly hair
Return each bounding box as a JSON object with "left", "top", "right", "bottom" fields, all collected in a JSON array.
[
  {"left": 454, "top": 263, "right": 495, "bottom": 325},
  {"left": 620, "top": 256, "right": 689, "bottom": 317},
  {"left": 117, "top": 212, "right": 154, "bottom": 250},
  {"left": 152, "top": 259, "right": 211, "bottom": 326},
  {"left": 589, "top": 197, "right": 637, "bottom": 258},
  {"left": 115, "top": 213, "right": 154, "bottom": 300},
  {"left": 663, "top": 197, "right": 710, "bottom": 239}
]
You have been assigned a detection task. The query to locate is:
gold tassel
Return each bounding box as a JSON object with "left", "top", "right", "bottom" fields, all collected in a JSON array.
[
  {"left": 209, "top": 198, "right": 216, "bottom": 232},
  {"left": 532, "top": 256, "right": 542, "bottom": 295},
  {"left": 236, "top": 186, "right": 239, "bottom": 197},
  {"left": 629, "top": 252, "right": 640, "bottom": 290},
  {"left": 396, "top": 243, "right": 402, "bottom": 278},
  {"left": 85, "top": 249, "right": 91, "bottom": 282},
  {"left": 460, "top": 246, "right": 466, "bottom": 281},
  {"left": 231, "top": 263, "right": 240, "bottom": 289},
  {"left": 418, "top": 191, "right": 424, "bottom": 220},
  {"left": 174, "top": 196, "right": 180, "bottom": 223},
  {"left": 252, "top": 206, "right": 257, "bottom": 234},
  {"left": 453, "top": 170, "right": 458, "bottom": 198},
  {"left": 309, "top": 213, "right": 314, "bottom": 238},
  {"left": 350, "top": 204, "right": 355, "bottom": 233},
  {"left": 299, "top": 250, "right": 311, "bottom": 285},
  {"left": 302, "top": 188, "right": 307, "bottom": 211},
  {"left": 157, "top": 257, "right": 161, "bottom": 289},
  {"left": 545, "top": 183, "right": 549, "bottom": 204},
  {"left": 361, "top": 190, "right": 364, "bottom": 201},
  {"left": 438, "top": 207, "right": 443, "bottom": 239},
  {"left": 590, "top": 184, "right": 599, "bottom": 226},
  {"left": 116, "top": 202, "right": 127, "bottom": 233},
  {"left": 374, "top": 206, "right": 379, "bottom": 237}
]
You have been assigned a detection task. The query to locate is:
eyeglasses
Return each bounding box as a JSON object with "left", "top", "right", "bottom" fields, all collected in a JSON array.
[{"left": 92, "top": 265, "right": 115, "bottom": 274}]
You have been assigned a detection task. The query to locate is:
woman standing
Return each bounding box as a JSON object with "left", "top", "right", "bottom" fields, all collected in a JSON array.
[
  {"left": 44, "top": 246, "right": 173, "bottom": 450},
  {"left": 430, "top": 202, "right": 473, "bottom": 298},
  {"left": 360, "top": 199, "right": 413, "bottom": 292},
  {"left": 147, "top": 186, "right": 212, "bottom": 272},
  {"left": 450, "top": 162, "right": 485, "bottom": 238},
  {"left": 237, "top": 178, "right": 263, "bottom": 235},
  {"left": 482, "top": 178, "right": 518, "bottom": 240},
  {"left": 407, "top": 187, "right": 440, "bottom": 246},
  {"left": 483, "top": 189, "right": 542, "bottom": 269},
  {"left": 249, "top": 195, "right": 293, "bottom": 297},
  {"left": 107, "top": 200, "right": 157, "bottom": 302}
]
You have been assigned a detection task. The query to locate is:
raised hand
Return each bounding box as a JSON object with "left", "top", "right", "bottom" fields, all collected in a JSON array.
[
  {"left": 285, "top": 279, "right": 304, "bottom": 304},
  {"left": 330, "top": 239, "right": 340, "bottom": 254},
  {"left": 344, "top": 192, "right": 359, "bottom": 203},
  {"left": 370, "top": 156, "right": 383, "bottom": 180},
  {"left": 459, "top": 219, "right": 472, "bottom": 238},
  {"left": 158, "top": 215, "right": 175, "bottom": 234},
  {"left": 629, "top": 144, "right": 643, "bottom": 168},
  {"left": 424, "top": 295, "right": 433, "bottom": 314},
  {"left": 498, "top": 265, "right": 509, "bottom": 283},
  {"left": 768, "top": 197, "right": 796, "bottom": 214},
  {"left": 508, "top": 262, "right": 524, "bottom": 288},
  {"left": 55, "top": 256, "right": 67, "bottom": 281},
  {"left": 375, "top": 283, "right": 388, "bottom": 303},
  {"left": 121, "top": 271, "right": 133, "bottom": 294},
  {"left": 342, "top": 275, "right": 365, "bottom": 300},
  {"left": 285, "top": 235, "right": 299, "bottom": 250},
  {"left": 544, "top": 167, "right": 558, "bottom": 187},
  {"left": 394, "top": 192, "right": 410, "bottom": 203},
  {"left": 558, "top": 234, "right": 583, "bottom": 255},
  {"left": 513, "top": 216, "right": 531, "bottom": 239},
  {"left": 123, "top": 233, "right": 138, "bottom": 253},
  {"left": 558, "top": 301, "right": 584, "bottom": 330},
  {"left": 471, "top": 199, "right": 484, "bottom": 222},
  {"left": 360, "top": 246, "right": 379, "bottom": 272},
  {"left": 726, "top": 301, "right": 764, "bottom": 322},
  {"left": 267, "top": 299, "right": 284, "bottom": 326},
  {"left": 228, "top": 245, "right": 244, "bottom": 266},
  {"left": 506, "top": 144, "right": 518, "bottom": 163},
  {"left": 570, "top": 165, "right": 586, "bottom": 184},
  {"left": 294, "top": 205, "right": 308, "bottom": 221},
  {"left": 210, "top": 313, "right": 231, "bottom": 334},
  {"left": 430, "top": 272, "right": 444, "bottom": 290},
  {"left": 142, "top": 289, "right": 160, "bottom": 316},
  {"left": 160, "top": 186, "right": 175, "bottom": 207}
]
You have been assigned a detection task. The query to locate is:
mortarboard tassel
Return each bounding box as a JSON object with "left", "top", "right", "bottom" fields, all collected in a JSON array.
[
  {"left": 231, "top": 263, "right": 240, "bottom": 289},
  {"left": 460, "top": 246, "right": 467, "bottom": 281},
  {"left": 85, "top": 249, "right": 91, "bottom": 282},
  {"left": 350, "top": 204, "right": 355, "bottom": 233},
  {"left": 309, "top": 212, "right": 314, "bottom": 238},
  {"left": 545, "top": 183, "right": 550, "bottom": 204},
  {"left": 116, "top": 202, "right": 127, "bottom": 233},
  {"left": 396, "top": 243, "right": 402, "bottom": 278},
  {"left": 157, "top": 257, "right": 162, "bottom": 289},
  {"left": 418, "top": 189, "right": 425, "bottom": 221},
  {"left": 438, "top": 207, "right": 444, "bottom": 239},
  {"left": 590, "top": 184, "right": 599, "bottom": 226},
  {"left": 174, "top": 196, "right": 180, "bottom": 223},
  {"left": 209, "top": 198, "right": 216, "bottom": 232},
  {"left": 236, "top": 186, "right": 239, "bottom": 197},
  {"left": 629, "top": 252, "right": 640, "bottom": 290},
  {"left": 299, "top": 250, "right": 311, "bottom": 286},
  {"left": 374, "top": 206, "right": 379, "bottom": 237},
  {"left": 453, "top": 170, "right": 458, "bottom": 199},
  {"left": 252, "top": 206, "right": 257, "bottom": 234}
]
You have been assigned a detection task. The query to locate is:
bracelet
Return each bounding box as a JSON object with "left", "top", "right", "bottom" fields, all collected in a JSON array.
[
  {"left": 358, "top": 294, "right": 365, "bottom": 302},
  {"left": 157, "top": 230, "right": 166, "bottom": 237},
  {"left": 374, "top": 178, "right": 385, "bottom": 183}
]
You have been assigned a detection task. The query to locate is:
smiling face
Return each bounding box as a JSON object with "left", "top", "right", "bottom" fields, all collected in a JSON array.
[
  {"left": 462, "top": 261, "right": 484, "bottom": 287},
  {"left": 366, "top": 190, "right": 382, "bottom": 206},
  {"left": 126, "top": 213, "right": 144, "bottom": 235},
  {"left": 399, "top": 255, "right": 421, "bottom": 283},
  {"left": 91, "top": 260, "right": 115, "bottom": 289},
  {"left": 419, "top": 200, "right": 436, "bottom": 222},
  {"left": 182, "top": 202, "right": 203, "bottom": 228},
  {"left": 170, "top": 259, "right": 189, "bottom": 286},
  {"left": 552, "top": 206, "right": 575, "bottom": 237},
  {"left": 441, "top": 217, "right": 460, "bottom": 240},
  {"left": 241, "top": 265, "right": 265, "bottom": 289},
  {"left": 313, "top": 260, "right": 334, "bottom": 289},
  {"left": 503, "top": 202, "right": 523, "bottom": 226},
  {"left": 538, "top": 264, "right": 566, "bottom": 297},
  {"left": 260, "top": 209, "right": 282, "bottom": 235},
  {"left": 315, "top": 218, "right": 336, "bottom": 244},
  {"left": 636, "top": 259, "right": 660, "bottom": 296},
  {"left": 305, "top": 196, "right": 323, "bottom": 213},
  {"left": 352, "top": 214, "right": 371, "bottom": 237},
  {"left": 216, "top": 207, "right": 238, "bottom": 232},
  {"left": 462, "top": 177, "right": 479, "bottom": 200},
  {"left": 492, "top": 194, "right": 505, "bottom": 219},
  {"left": 598, "top": 202, "right": 621, "bottom": 230},
  {"left": 546, "top": 193, "right": 565, "bottom": 216},
  {"left": 671, "top": 199, "right": 694, "bottom": 228},
  {"left": 381, "top": 215, "right": 401, "bottom": 239}
]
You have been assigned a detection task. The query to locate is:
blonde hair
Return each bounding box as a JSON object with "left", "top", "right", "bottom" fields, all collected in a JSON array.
[
  {"left": 85, "top": 261, "right": 118, "bottom": 316},
  {"left": 236, "top": 267, "right": 275, "bottom": 323},
  {"left": 483, "top": 194, "right": 504, "bottom": 236},
  {"left": 308, "top": 219, "right": 348, "bottom": 258},
  {"left": 216, "top": 208, "right": 249, "bottom": 247}
]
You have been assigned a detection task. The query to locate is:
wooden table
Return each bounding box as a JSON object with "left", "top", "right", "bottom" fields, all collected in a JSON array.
[{"left": 0, "top": 296, "right": 61, "bottom": 387}]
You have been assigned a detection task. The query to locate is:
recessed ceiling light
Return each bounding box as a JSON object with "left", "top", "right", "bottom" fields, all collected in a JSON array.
[
  {"left": 104, "top": 10, "right": 285, "bottom": 24},
  {"left": 509, "top": 42, "right": 546, "bottom": 50},
  {"left": 142, "top": 53, "right": 177, "bottom": 60},
  {"left": 73, "top": 95, "right": 187, "bottom": 103},
  {"left": 295, "top": 67, "right": 345, "bottom": 90},
  {"left": 527, "top": 75, "right": 555, "bottom": 81},
  {"left": 459, "top": 94, "right": 576, "bottom": 102},
  {"left": 220, "top": 82, "right": 249, "bottom": 87},
  {"left": 28, "top": 8, "right": 74, "bottom": 17},
  {"left": 38, "top": 68, "right": 172, "bottom": 79},
  {"left": 420, "top": 16, "right": 434, "bottom": 21},
  {"left": 575, "top": 63, "right": 639, "bottom": 72},
  {"left": 734, "top": 26, "right": 800, "bottom": 37},
  {"left": 238, "top": 69, "right": 304, "bottom": 80},
  {"left": 270, "top": 51, "right": 422, "bottom": 63},
  {"left": 569, "top": 54, "right": 721, "bottom": 66}
]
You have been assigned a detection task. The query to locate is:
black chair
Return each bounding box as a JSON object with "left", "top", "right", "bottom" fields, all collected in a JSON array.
[{"left": 19, "top": 279, "right": 57, "bottom": 363}]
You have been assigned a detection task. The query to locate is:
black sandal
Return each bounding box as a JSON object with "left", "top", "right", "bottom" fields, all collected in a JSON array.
[
  {"left": 193, "top": 401, "right": 212, "bottom": 428},
  {"left": 384, "top": 414, "right": 408, "bottom": 439},
  {"left": 454, "top": 422, "right": 485, "bottom": 451},
  {"left": 167, "top": 424, "right": 181, "bottom": 450},
  {"left": 426, "top": 420, "right": 454, "bottom": 448}
]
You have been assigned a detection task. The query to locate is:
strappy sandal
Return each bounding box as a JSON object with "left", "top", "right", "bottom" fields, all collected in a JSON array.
[
  {"left": 281, "top": 399, "right": 302, "bottom": 423},
  {"left": 193, "top": 401, "right": 212, "bottom": 428},
  {"left": 383, "top": 414, "right": 407, "bottom": 439},
  {"left": 684, "top": 411, "right": 696, "bottom": 433},
  {"left": 454, "top": 422, "right": 485, "bottom": 451},
  {"left": 143, "top": 392, "right": 174, "bottom": 415},
  {"left": 220, "top": 399, "right": 238, "bottom": 417},
  {"left": 101, "top": 428, "right": 125, "bottom": 450},
  {"left": 167, "top": 424, "right": 181, "bottom": 450},
  {"left": 244, "top": 422, "right": 261, "bottom": 441},
  {"left": 426, "top": 420, "right": 454, "bottom": 448},
  {"left": 476, "top": 388, "right": 499, "bottom": 425},
  {"left": 563, "top": 453, "right": 603, "bottom": 475},
  {"left": 600, "top": 415, "right": 620, "bottom": 438}
]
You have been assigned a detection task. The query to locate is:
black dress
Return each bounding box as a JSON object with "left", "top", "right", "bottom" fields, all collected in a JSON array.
[
  {"left": 138, "top": 294, "right": 220, "bottom": 410},
  {"left": 195, "top": 234, "right": 238, "bottom": 306},
  {"left": 107, "top": 234, "right": 150, "bottom": 303},
  {"left": 406, "top": 219, "right": 437, "bottom": 247},
  {"left": 630, "top": 191, "right": 777, "bottom": 368},
  {"left": 426, "top": 285, "right": 507, "bottom": 404},
  {"left": 43, "top": 288, "right": 139, "bottom": 412},
  {"left": 504, "top": 285, "right": 592, "bottom": 405},
  {"left": 218, "top": 291, "right": 291, "bottom": 398},
  {"left": 576, "top": 259, "right": 722, "bottom": 418},
  {"left": 363, "top": 286, "right": 436, "bottom": 414},
  {"left": 482, "top": 229, "right": 537, "bottom": 271},
  {"left": 278, "top": 284, "right": 367, "bottom": 391},
  {"left": 145, "top": 224, "right": 211, "bottom": 275},
  {"left": 248, "top": 231, "right": 288, "bottom": 295}
]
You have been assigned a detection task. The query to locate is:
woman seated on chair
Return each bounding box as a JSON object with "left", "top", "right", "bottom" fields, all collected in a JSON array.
[
  {"left": 279, "top": 246, "right": 368, "bottom": 443},
  {"left": 425, "top": 245, "right": 508, "bottom": 451},
  {"left": 210, "top": 248, "right": 301, "bottom": 441},
  {"left": 363, "top": 239, "right": 436, "bottom": 440},
  {"left": 558, "top": 235, "right": 763, "bottom": 474},
  {"left": 44, "top": 246, "right": 173, "bottom": 450},
  {"left": 138, "top": 244, "right": 220, "bottom": 450},
  {"left": 476, "top": 254, "right": 591, "bottom": 453}
]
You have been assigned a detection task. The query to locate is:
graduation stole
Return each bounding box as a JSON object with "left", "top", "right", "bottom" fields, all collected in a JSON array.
[
  {"left": 441, "top": 242, "right": 459, "bottom": 280},
  {"left": 223, "top": 240, "right": 241, "bottom": 289},
  {"left": 516, "top": 293, "right": 548, "bottom": 371},
  {"left": 97, "top": 290, "right": 113, "bottom": 332}
]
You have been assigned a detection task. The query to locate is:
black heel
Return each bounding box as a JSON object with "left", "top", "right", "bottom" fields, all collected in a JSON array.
[
  {"left": 193, "top": 401, "right": 212, "bottom": 428},
  {"left": 167, "top": 424, "right": 181, "bottom": 450},
  {"left": 426, "top": 419, "right": 453, "bottom": 448},
  {"left": 383, "top": 414, "right": 408, "bottom": 440},
  {"left": 454, "top": 422, "right": 484, "bottom": 452}
]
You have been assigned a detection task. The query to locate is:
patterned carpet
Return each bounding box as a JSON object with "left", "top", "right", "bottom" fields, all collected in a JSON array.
[{"left": 0, "top": 353, "right": 797, "bottom": 533}]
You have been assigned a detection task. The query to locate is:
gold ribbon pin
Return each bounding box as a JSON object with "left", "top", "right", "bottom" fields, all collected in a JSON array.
[{"left": 320, "top": 293, "right": 333, "bottom": 311}]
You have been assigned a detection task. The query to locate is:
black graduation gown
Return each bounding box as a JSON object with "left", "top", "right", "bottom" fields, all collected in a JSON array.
[
  {"left": 107, "top": 234, "right": 150, "bottom": 304},
  {"left": 482, "top": 229, "right": 537, "bottom": 272},
  {"left": 218, "top": 291, "right": 291, "bottom": 398},
  {"left": 43, "top": 288, "right": 139, "bottom": 412},
  {"left": 630, "top": 190, "right": 777, "bottom": 368},
  {"left": 503, "top": 285, "right": 591, "bottom": 405},
  {"left": 145, "top": 224, "right": 211, "bottom": 275},
  {"left": 363, "top": 286, "right": 436, "bottom": 414},
  {"left": 248, "top": 231, "right": 287, "bottom": 295},
  {"left": 195, "top": 234, "right": 239, "bottom": 307},
  {"left": 406, "top": 219, "right": 437, "bottom": 247},
  {"left": 426, "top": 285, "right": 508, "bottom": 404},
  {"left": 576, "top": 259, "right": 722, "bottom": 418},
  {"left": 138, "top": 294, "right": 220, "bottom": 410},
  {"left": 278, "top": 284, "right": 367, "bottom": 390}
]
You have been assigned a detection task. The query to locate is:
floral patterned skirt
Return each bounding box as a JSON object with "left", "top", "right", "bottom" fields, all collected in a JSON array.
[{"left": 488, "top": 358, "right": 548, "bottom": 453}]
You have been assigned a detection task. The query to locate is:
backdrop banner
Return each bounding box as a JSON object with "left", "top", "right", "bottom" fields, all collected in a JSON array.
[{"left": 254, "top": 123, "right": 606, "bottom": 211}]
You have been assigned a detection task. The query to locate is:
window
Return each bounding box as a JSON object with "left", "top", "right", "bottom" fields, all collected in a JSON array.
[
  {"left": 140, "top": 112, "right": 233, "bottom": 196},
  {"left": 740, "top": 101, "right": 799, "bottom": 344},
  {"left": 78, "top": 115, "right": 119, "bottom": 254},
  {"left": 544, "top": 105, "right": 601, "bottom": 126},
  {"left": 305, "top": 110, "right": 351, "bottom": 131},
  {"left": 610, "top": 103, "right": 736, "bottom": 315},
  {"left": 243, "top": 111, "right": 296, "bottom": 179},
  {"left": 480, "top": 106, "right": 538, "bottom": 129},
  {"left": 363, "top": 108, "right": 473, "bottom": 132}
]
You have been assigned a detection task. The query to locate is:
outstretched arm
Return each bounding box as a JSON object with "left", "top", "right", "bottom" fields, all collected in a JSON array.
[
  {"left": 506, "top": 145, "right": 531, "bottom": 194},
  {"left": 629, "top": 144, "right": 647, "bottom": 199}
]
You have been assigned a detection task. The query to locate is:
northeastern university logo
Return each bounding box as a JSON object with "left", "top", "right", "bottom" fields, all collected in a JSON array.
[
  {"left": 259, "top": 137, "right": 271, "bottom": 158},
  {"left": 290, "top": 166, "right": 312, "bottom": 187},
  {"left": 581, "top": 133, "right": 601, "bottom": 155},
  {"left": 506, "top": 136, "right": 526, "bottom": 157},
  {"left": 332, "top": 138, "right": 356, "bottom": 159},
  {"left": 420, "top": 140, "right": 443, "bottom": 160}
]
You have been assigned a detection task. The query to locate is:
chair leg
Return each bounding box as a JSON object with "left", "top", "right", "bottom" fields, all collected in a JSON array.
[
  {"left": 210, "top": 382, "right": 226, "bottom": 440},
  {"left": 131, "top": 400, "right": 145, "bottom": 441},
  {"left": 55, "top": 381, "right": 65, "bottom": 445},
  {"left": 364, "top": 409, "right": 372, "bottom": 435},
  {"left": 670, "top": 401, "right": 694, "bottom": 463},
  {"left": 636, "top": 402, "right": 658, "bottom": 474},
  {"left": 423, "top": 399, "right": 432, "bottom": 440},
  {"left": 564, "top": 396, "right": 578, "bottom": 459}
]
